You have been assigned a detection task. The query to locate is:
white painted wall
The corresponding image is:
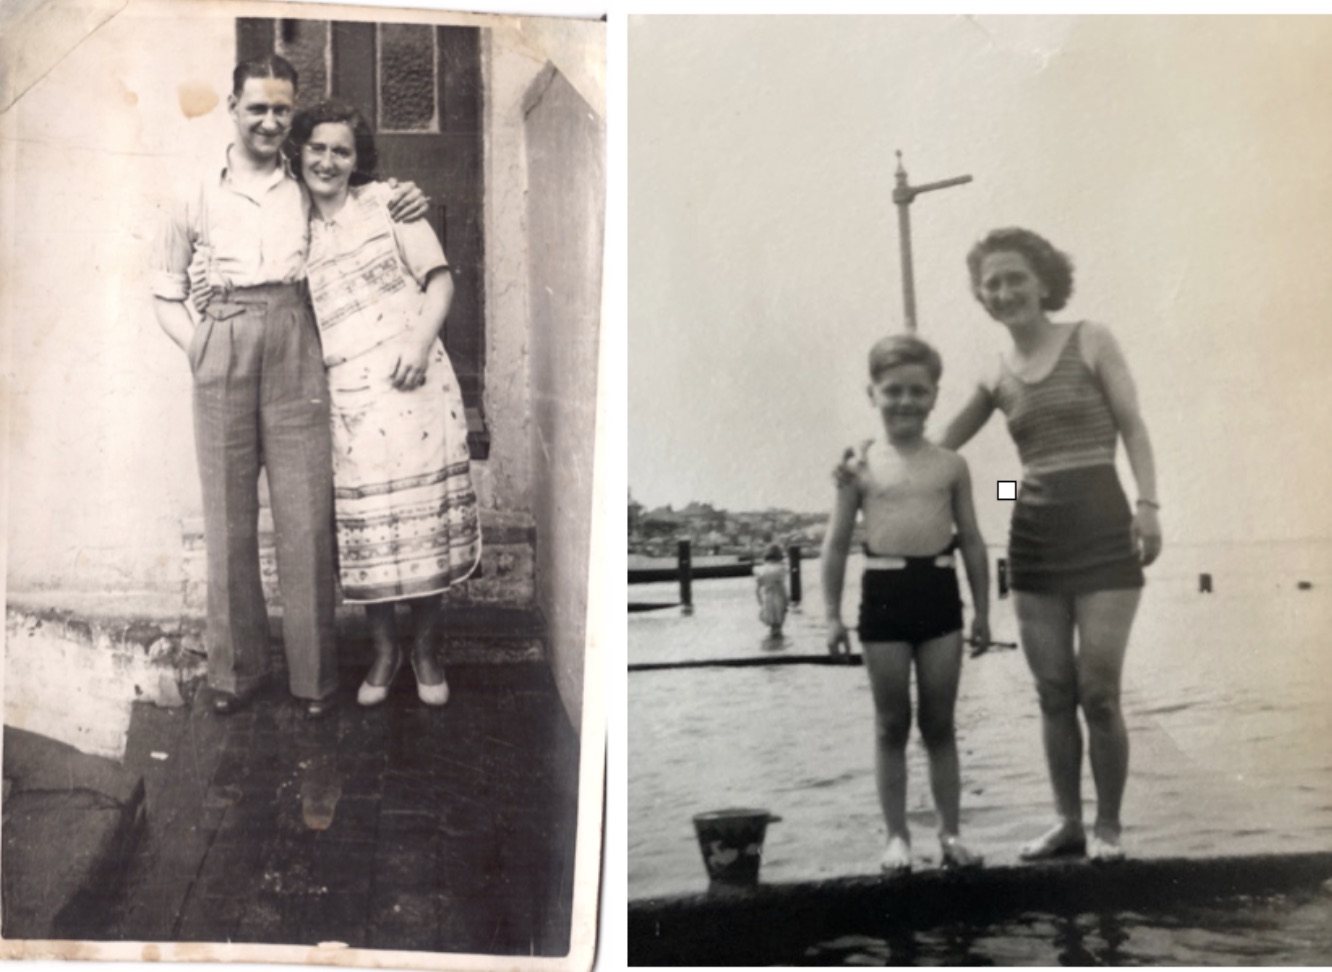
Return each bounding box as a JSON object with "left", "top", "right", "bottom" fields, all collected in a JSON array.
[{"left": 526, "top": 67, "right": 604, "bottom": 734}]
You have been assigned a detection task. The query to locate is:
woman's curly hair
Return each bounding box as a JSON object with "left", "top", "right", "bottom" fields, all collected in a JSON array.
[{"left": 966, "top": 227, "right": 1075, "bottom": 312}]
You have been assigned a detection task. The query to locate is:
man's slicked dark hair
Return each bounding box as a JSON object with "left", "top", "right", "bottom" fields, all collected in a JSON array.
[{"left": 232, "top": 54, "right": 299, "bottom": 97}]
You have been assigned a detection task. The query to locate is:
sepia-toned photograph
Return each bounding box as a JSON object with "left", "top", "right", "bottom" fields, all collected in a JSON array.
[
  {"left": 626, "top": 14, "right": 1332, "bottom": 965},
  {"left": 0, "top": 1, "right": 604, "bottom": 967}
]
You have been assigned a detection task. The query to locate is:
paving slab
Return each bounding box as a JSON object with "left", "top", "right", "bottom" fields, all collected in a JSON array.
[{"left": 84, "top": 660, "right": 580, "bottom": 957}]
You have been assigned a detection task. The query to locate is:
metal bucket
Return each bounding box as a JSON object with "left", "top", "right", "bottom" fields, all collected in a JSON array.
[{"left": 692, "top": 808, "right": 782, "bottom": 887}]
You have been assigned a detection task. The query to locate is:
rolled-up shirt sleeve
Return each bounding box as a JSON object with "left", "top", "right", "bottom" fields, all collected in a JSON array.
[{"left": 150, "top": 189, "right": 195, "bottom": 301}]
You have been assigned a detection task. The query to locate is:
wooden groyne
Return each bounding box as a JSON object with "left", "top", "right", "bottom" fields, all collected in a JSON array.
[
  {"left": 628, "top": 540, "right": 807, "bottom": 614},
  {"left": 628, "top": 851, "right": 1332, "bottom": 966}
]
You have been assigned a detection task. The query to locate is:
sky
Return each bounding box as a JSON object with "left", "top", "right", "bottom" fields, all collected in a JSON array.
[{"left": 628, "top": 15, "right": 1332, "bottom": 545}]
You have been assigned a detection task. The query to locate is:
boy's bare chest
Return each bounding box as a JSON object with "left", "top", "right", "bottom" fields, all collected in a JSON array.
[{"left": 861, "top": 452, "right": 952, "bottom": 503}]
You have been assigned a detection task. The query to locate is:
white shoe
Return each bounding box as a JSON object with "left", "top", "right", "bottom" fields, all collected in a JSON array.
[
  {"left": 411, "top": 652, "right": 450, "bottom": 706},
  {"left": 356, "top": 651, "right": 403, "bottom": 707}
]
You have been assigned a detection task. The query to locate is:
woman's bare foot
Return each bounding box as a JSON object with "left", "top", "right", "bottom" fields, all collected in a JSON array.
[
  {"left": 1019, "top": 819, "right": 1087, "bottom": 861},
  {"left": 880, "top": 834, "right": 912, "bottom": 875}
]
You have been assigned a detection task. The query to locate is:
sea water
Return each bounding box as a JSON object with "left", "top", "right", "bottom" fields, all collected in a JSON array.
[{"left": 628, "top": 539, "right": 1332, "bottom": 963}]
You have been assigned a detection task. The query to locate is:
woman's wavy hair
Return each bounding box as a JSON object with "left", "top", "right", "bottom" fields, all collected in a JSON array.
[
  {"left": 288, "top": 100, "right": 378, "bottom": 187},
  {"left": 966, "top": 227, "right": 1075, "bottom": 312}
]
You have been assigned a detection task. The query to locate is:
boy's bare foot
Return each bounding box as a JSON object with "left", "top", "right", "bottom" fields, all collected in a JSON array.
[
  {"left": 1088, "top": 821, "right": 1125, "bottom": 862},
  {"left": 879, "top": 834, "right": 912, "bottom": 875},
  {"left": 939, "top": 833, "right": 983, "bottom": 869},
  {"left": 1018, "top": 819, "right": 1087, "bottom": 861}
]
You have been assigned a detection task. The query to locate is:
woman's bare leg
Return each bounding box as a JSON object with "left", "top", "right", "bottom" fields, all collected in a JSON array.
[
  {"left": 363, "top": 602, "right": 400, "bottom": 685},
  {"left": 1015, "top": 591, "right": 1086, "bottom": 856},
  {"left": 409, "top": 595, "right": 446, "bottom": 685},
  {"left": 1074, "top": 587, "right": 1140, "bottom": 854}
]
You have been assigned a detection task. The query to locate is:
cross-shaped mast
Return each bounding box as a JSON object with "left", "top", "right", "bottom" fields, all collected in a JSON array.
[{"left": 893, "top": 151, "right": 973, "bottom": 332}]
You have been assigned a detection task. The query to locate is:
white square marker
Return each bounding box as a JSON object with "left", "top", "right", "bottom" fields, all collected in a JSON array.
[{"left": 997, "top": 480, "right": 1017, "bottom": 501}]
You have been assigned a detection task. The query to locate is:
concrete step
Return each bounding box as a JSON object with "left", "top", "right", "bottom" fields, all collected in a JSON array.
[{"left": 5, "top": 598, "right": 546, "bottom": 761}]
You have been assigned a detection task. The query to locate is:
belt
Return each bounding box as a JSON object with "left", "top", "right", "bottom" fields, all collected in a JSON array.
[
  {"left": 206, "top": 281, "right": 307, "bottom": 319},
  {"left": 864, "top": 554, "right": 955, "bottom": 570}
]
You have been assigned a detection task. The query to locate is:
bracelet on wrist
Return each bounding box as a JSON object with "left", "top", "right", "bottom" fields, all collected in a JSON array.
[{"left": 1136, "top": 498, "right": 1161, "bottom": 510}]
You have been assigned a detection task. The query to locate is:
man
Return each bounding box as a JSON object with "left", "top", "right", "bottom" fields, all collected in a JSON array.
[{"left": 152, "top": 55, "right": 426, "bottom": 719}]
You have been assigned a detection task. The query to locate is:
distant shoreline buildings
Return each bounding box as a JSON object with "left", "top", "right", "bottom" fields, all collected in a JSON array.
[{"left": 628, "top": 490, "right": 861, "bottom": 559}]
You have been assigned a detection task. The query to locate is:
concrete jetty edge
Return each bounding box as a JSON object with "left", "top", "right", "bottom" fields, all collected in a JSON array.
[{"left": 628, "top": 851, "right": 1332, "bottom": 965}]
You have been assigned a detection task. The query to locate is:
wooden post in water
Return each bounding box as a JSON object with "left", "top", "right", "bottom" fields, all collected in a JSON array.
[
  {"left": 678, "top": 539, "right": 694, "bottom": 615},
  {"left": 788, "top": 545, "right": 802, "bottom": 608}
]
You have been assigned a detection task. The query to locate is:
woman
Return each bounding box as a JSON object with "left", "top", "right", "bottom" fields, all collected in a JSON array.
[
  {"left": 940, "top": 228, "right": 1162, "bottom": 861},
  {"left": 290, "top": 100, "right": 481, "bottom": 707}
]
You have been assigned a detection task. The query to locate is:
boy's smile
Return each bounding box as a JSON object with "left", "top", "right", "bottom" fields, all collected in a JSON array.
[{"left": 869, "top": 363, "right": 938, "bottom": 440}]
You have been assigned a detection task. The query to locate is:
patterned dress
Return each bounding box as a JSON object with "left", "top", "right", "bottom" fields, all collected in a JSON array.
[{"left": 306, "top": 183, "right": 481, "bottom": 603}]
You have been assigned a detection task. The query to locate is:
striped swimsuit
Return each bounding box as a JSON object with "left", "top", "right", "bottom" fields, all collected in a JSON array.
[{"left": 992, "top": 323, "right": 1144, "bottom": 594}]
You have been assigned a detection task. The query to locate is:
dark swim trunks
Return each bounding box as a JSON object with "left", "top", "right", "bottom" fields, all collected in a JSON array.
[{"left": 857, "top": 554, "right": 963, "bottom": 647}]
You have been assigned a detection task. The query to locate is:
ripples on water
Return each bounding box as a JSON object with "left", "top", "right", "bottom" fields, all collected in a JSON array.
[
  {"left": 797, "top": 890, "right": 1332, "bottom": 965},
  {"left": 629, "top": 540, "right": 1332, "bottom": 962}
]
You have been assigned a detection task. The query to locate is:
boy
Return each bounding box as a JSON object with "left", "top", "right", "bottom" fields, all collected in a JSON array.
[{"left": 822, "top": 334, "right": 990, "bottom": 872}]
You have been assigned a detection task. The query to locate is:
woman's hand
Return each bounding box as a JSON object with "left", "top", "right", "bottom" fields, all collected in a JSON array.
[
  {"left": 831, "top": 447, "right": 859, "bottom": 488},
  {"left": 826, "top": 619, "right": 852, "bottom": 658},
  {"left": 967, "top": 616, "right": 992, "bottom": 657},
  {"left": 1132, "top": 504, "right": 1162, "bottom": 565},
  {"left": 389, "top": 338, "right": 433, "bottom": 391}
]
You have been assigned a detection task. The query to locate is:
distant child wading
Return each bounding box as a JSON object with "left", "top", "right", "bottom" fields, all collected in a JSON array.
[
  {"left": 821, "top": 334, "right": 991, "bottom": 874},
  {"left": 754, "top": 543, "right": 790, "bottom": 638}
]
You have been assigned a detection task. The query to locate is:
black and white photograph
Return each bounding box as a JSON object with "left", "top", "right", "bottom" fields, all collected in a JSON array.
[
  {"left": 626, "top": 15, "right": 1332, "bottom": 965},
  {"left": 0, "top": 0, "right": 604, "bottom": 966}
]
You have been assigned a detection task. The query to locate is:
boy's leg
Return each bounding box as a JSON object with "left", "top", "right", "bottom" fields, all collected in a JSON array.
[
  {"left": 193, "top": 309, "right": 270, "bottom": 699},
  {"left": 862, "top": 640, "right": 915, "bottom": 845},
  {"left": 259, "top": 296, "right": 338, "bottom": 702},
  {"left": 1014, "top": 591, "right": 1086, "bottom": 857},
  {"left": 914, "top": 630, "right": 964, "bottom": 836},
  {"left": 1073, "top": 588, "right": 1140, "bottom": 853}
]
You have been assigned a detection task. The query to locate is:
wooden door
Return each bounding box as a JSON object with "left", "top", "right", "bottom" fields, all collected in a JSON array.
[{"left": 238, "top": 17, "right": 488, "bottom": 457}]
